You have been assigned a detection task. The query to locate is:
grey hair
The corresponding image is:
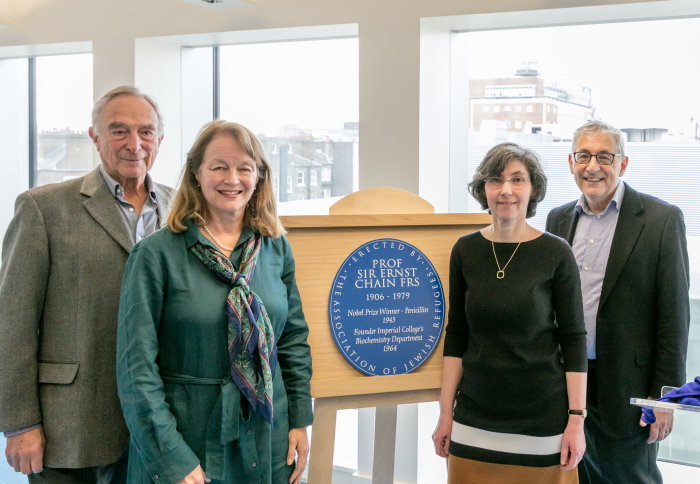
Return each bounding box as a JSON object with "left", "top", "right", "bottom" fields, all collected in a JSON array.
[
  {"left": 572, "top": 120, "right": 625, "bottom": 155},
  {"left": 91, "top": 86, "right": 163, "bottom": 136},
  {"left": 468, "top": 142, "right": 547, "bottom": 219}
]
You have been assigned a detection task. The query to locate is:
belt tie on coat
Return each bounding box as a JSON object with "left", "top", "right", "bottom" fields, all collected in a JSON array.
[
  {"left": 160, "top": 373, "right": 240, "bottom": 480},
  {"left": 191, "top": 235, "right": 276, "bottom": 424}
]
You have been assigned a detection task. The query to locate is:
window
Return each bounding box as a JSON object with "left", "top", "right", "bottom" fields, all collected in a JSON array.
[
  {"left": 216, "top": 37, "right": 358, "bottom": 212},
  {"left": 451, "top": 15, "right": 700, "bottom": 468},
  {"left": 322, "top": 166, "right": 332, "bottom": 182},
  {"left": 0, "top": 51, "right": 92, "bottom": 239},
  {"left": 35, "top": 54, "right": 94, "bottom": 186}
]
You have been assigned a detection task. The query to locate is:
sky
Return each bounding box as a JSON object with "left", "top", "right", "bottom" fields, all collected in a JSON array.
[
  {"left": 219, "top": 37, "right": 359, "bottom": 136},
  {"left": 36, "top": 53, "right": 92, "bottom": 132}
]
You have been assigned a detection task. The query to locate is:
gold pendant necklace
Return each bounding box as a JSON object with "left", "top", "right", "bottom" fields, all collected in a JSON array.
[{"left": 491, "top": 226, "right": 523, "bottom": 280}]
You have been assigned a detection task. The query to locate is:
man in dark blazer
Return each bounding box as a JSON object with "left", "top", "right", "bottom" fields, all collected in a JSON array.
[
  {"left": 546, "top": 120, "right": 689, "bottom": 483},
  {"left": 0, "top": 86, "right": 173, "bottom": 483}
]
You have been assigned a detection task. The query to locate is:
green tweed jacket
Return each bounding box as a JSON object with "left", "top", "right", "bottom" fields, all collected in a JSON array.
[{"left": 0, "top": 166, "right": 172, "bottom": 468}]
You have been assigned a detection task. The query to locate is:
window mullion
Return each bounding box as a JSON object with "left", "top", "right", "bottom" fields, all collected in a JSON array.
[
  {"left": 213, "top": 46, "right": 220, "bottom": 120},
  {"left": 28, "top": 57, "right": 37, "bottom": 189}
]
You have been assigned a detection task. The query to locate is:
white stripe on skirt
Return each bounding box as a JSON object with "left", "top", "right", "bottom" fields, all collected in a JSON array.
[{"left": 451, "top": 421, "right": 563, "bottom": 456}]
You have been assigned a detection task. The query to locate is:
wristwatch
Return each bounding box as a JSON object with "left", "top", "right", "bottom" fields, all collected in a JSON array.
[{"left": 568, "top": 409, "right": 587, "bottom": 418}]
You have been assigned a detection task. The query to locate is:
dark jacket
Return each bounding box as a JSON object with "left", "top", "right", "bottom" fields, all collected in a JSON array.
[{"left": 545, "top": 182, "right": 689, "bottom": 437}]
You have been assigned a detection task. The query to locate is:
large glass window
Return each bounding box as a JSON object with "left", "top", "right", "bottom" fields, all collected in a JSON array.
[
  {"left": 217, "top": 38, "right": 359, "bottom": 214},
  {"left": 35, "top": 53, "right": 94, "bottom": 186},
  {"left": 0, "top": 52, "right": 92, "bottom": 237},
  {"left": 451, "top": 16, "right": 700, "bottom": 468}
]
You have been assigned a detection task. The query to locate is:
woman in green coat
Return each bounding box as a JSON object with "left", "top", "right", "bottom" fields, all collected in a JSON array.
[{"left": 117, "top": 120, "right": 313, "bottom": 484}]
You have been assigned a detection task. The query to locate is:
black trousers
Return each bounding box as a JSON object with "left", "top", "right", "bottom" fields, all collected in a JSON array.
[
  {"left": 579, "top": 363, "right": 662, "bottom": 484},
  {"left": 27, "top": 449, "right": 128, "bottom": 484}
]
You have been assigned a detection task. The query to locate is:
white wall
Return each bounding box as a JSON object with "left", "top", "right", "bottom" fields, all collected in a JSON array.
[{"left": 0, "top": 59, "right": 29, "bottom": 237}]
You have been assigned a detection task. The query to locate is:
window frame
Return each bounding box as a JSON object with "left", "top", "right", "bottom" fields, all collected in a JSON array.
[
  {"left": 418, "top": 3, "right": 700, "bottom": 471},
  {"left": 0, "top": 43, "right": 92, "bottom": 191}
]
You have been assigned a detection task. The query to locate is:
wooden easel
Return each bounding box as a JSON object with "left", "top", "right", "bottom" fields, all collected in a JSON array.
[{"left": 281, "top": 188, "right": 489, "bottom": 483}]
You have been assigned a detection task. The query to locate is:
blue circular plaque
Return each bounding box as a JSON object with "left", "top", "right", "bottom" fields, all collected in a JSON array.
[{"left": 328, "top": 238, "right": 445, "bottom": 376}]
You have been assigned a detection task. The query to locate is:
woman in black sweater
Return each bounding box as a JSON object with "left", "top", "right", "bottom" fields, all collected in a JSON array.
[{"left": 432, "top": 143, "right": 587, "bottom": 483}]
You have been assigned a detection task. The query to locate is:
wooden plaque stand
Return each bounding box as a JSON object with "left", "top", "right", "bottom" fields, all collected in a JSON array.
[{"left": 281, "top": 188, "right": 489, "bottom": 483}]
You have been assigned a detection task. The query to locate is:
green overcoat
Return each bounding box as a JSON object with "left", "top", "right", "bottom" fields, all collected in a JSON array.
[{"left": 117, "top": 221, "right": 313, "bottom": 483}]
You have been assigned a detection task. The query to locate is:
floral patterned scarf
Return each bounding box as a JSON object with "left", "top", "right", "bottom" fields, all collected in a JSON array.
[{"left": 191, "top": 235, "right": 276, "bottom": 423}]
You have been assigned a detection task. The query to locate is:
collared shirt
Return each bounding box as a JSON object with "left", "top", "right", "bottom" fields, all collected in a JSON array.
[
  {"left": 100, "top": 165, "right": 160, "bottom": 243},
  {"left": 572, "top": 182, "right": 625, "bottom": 359}
]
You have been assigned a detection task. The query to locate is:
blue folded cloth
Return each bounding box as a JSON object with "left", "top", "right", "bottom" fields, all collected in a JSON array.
[{"left": 641, "top": 376, "right": 700, "bottom": 425}]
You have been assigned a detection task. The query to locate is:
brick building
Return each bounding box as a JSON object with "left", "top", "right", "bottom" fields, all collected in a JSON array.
[{"left": 469, "top": 65, "right": 594, "bottom": 140}]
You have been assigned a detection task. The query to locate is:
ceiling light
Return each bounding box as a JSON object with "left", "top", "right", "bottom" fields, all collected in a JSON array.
[{"left": 179, "top": 0, "right": 255, "bottom": 8}]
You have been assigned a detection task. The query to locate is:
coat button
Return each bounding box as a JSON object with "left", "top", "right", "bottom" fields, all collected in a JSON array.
[
  {"left": 246, "top": 429, "right": 253, "bottom": 435},
  {"left": 153, "top": 475, "right": 159, "bottom": 480},
  {"left": 251, "top": 462, "right": 257, "bottom": 468}
]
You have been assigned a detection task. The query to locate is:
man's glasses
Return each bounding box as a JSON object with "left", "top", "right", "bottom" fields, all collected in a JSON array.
[{"left": 572, "top": 152, "right": 620, "bottom": 165}]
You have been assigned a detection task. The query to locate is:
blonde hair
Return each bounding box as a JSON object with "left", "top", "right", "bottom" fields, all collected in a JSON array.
[{"left": 167, "top": 120, "right": 285, "bottom": 237}]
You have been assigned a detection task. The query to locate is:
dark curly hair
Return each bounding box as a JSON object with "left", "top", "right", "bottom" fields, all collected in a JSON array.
[{"left": 468, "top": 142, "right": 547, "bottom": 218}]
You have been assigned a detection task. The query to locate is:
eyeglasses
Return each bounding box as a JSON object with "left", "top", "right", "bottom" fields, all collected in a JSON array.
[
  {"left": 572, "top": 152, "right": 620, "bottom": 165},
  {"left": 484, "top": 175, "right": 529, "bottom": 187}
]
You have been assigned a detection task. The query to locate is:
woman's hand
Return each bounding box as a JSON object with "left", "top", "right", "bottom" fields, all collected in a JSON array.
[
  {"left": 176, "top": 465, "right": 210, "bottom": 484},
  {"left": 287, "top": 427, "right": 309, "bottom": 484},
  {"left": 560, "top": 416, "right": 585, "bottom": 470},
  {"left": 433, "top": 357, "right": 463, "bottom": 459},
  {"left": 432, "top": 413, "right": 453, "bottom": 458}
]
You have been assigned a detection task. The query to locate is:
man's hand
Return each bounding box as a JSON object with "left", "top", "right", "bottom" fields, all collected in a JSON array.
[
  {"left": 640, "top": 408, "right": 674, "bottom": 443},
  {"left": 5, "top": 427, "right": 45, "bottom": 475}
]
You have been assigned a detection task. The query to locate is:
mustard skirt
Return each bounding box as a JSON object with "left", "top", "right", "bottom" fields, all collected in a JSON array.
[{"left": 447, "top": 454, "right": 578, "bottom": 484}]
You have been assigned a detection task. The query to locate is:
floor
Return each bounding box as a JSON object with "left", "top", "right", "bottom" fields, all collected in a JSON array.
[{"left": 2, "top": 434, "right": 700, "bottom": 483}]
